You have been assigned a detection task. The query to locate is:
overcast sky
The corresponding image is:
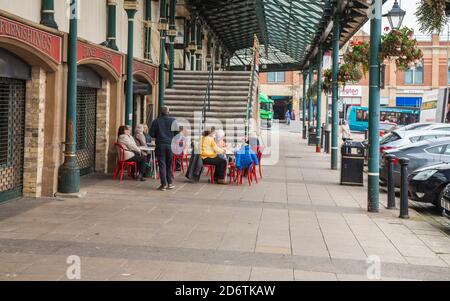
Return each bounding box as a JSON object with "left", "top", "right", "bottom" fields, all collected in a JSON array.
[{"left": 362, "top": 0, "right": 448, "bottom": 36}]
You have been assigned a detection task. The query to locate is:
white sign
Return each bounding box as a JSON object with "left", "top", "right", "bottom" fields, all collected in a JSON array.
[{"left": 340, "top": 85, "right": 362, "bottom": 98}]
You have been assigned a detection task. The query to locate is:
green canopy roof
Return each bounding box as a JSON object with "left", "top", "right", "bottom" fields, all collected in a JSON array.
[{"left": 188, "top": 0, "right": 380, "bottom": 71}]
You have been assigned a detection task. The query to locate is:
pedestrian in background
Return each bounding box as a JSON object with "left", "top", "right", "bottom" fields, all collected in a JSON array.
[
  {"left": 285, "top": 110, "right": 291, "bottom": 125},
  {"left": 150, "top": 106, "right": 179, "bottom": 191}
]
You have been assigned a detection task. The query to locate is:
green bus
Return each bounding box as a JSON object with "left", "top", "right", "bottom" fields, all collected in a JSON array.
[{"left": 260, "top": 92, "right": 274, "bottom": 128}]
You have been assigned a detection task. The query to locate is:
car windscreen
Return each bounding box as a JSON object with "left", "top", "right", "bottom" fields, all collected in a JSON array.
[{"left": 380, "top": 132, "right": 400, "bottom": 145}]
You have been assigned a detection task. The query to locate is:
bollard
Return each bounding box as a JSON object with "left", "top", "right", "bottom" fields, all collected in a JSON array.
[
  {"left": 302, "top": 125, "right": 307, "bottom": 139},
  {"left": 325, "top": 130, "right": 330, "bottom": 154},
  {"left": 321, "top": 124, "right": 325, "bottom": 149},
  {"left": 385, "top": 155, "right": 396, "bottom": 210},
  {"left": 399, "top": 158, "right": 410, "bottom": 219},
  {"left": 364, "top": 129, "right": 369, "bottom": 140}
]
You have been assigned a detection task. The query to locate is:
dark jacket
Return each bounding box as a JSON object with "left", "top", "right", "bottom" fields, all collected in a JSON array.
[{"left": 149, "top": 115, "right": 178, "bottom": 146}]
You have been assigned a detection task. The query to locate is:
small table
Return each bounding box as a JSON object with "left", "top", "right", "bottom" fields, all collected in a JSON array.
[{"left": 140, "top": 146, "right": 157, "bottom": 179}]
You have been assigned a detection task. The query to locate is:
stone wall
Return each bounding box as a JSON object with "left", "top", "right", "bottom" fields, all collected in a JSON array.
[{"left": 23, "top": 67, "right": 46, "bottom": 197}]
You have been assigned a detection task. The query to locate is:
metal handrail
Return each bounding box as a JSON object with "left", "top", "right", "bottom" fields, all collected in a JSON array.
[
  {"left": 201, "top": 64, "right": 215, "bottom": 131},
  {"left": 245, "top": 51, "right": 258, "bottom": 139}
]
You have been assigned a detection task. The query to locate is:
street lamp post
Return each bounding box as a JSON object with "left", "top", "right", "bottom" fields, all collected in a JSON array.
[
  {"left": 368, "top": 0, "right": 383, "bottom": 213},
  {"left": 385, "top": 0, "right": 406, "bottom": 30}
]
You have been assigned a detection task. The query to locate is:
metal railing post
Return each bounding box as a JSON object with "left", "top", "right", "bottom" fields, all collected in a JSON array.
[
  {"left": 386, "top": 155, "right": 396, "bottom": 209},
  {"left": 399, "top": 158, "right": 410, "bottom": 219}
]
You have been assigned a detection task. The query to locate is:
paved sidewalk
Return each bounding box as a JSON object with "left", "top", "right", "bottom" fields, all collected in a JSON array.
[{"left": 0, "top": 124, "right": 450, "bottom": 281}]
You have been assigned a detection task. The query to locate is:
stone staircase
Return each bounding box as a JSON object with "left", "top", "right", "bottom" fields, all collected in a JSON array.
[{"left": 165, "top": 70, "right": 256, "bottom": 145}]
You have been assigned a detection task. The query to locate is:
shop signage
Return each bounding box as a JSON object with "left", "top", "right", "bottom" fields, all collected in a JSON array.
[
  {"left": 133, "top": 59, "right": 157, "bottom": 84},
  {"left": 0, "top": 16, "right": 62, "bottom": 63},
  {"left": 77, "top": 41, "right": 123, "bottom": 76},
  {"left": 340, "top": 85, "right": 362, "bottom": 97}
]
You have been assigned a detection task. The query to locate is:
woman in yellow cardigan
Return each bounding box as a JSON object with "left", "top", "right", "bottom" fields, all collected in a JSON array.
[{"left": 201, "top": 130, "right": 228, "bottom": 184}]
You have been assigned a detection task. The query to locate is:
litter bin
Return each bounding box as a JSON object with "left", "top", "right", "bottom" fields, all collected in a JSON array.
[
  {"left": 308, "top": 126, "right": 318, "bottom": 146},
  {"left": 340, "top": 140, "right": 365, "bottom": 186}
]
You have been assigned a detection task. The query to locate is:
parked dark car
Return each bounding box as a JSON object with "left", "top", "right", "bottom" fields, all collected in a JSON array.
[
  {"left": 380, "top": 137, "right": 450, "bottom": 187},
  {"left": 440, "top": 183, "right": 450, "bottom": 218},
  {"left": 408, "top": 162, "right": 450, "bottom": 209}
]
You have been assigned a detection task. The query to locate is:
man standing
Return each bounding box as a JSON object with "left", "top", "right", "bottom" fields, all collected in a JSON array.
[
  {"left": 285, "top": 110, "right": 291, "bottom": 125},
  {"left": 150, "top": 106, "right": 179, "bottom": 191}
]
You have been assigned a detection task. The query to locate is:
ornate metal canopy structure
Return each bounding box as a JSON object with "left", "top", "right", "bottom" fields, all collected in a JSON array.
[{"left": 187, "top": 0, "right": 380, "bottom": 71}]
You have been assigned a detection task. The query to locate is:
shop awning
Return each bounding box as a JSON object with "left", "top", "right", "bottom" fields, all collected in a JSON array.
[{"left": 187, "top": 0, "right": 383, "bottom": 71}]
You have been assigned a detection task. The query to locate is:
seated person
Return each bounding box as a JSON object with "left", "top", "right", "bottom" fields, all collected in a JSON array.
[
  {"left": 135, "top": 124, "right": 149, "bottom": 156},
  {"left": 172, "top": 126, "right": 190, "bottom": 171},
  {"left": 143, "top": 124, "right": 152, "bottom": 145},
  {"left": 200, "top": 130, "right": 227, "bottom": 184},
  {"left": 248, "top": 133, "right": 264, "bottom": 155},
  {"left": 117, "top": 125, "right": 146, "bottom": 181}
]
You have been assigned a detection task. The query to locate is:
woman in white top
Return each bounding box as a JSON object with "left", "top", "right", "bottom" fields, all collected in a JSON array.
[{"left": 339, "top": 120, "right": 351, "bottom": 142}]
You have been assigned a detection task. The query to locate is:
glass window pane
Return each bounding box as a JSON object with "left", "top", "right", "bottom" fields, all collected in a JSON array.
[
  {"left": 415, "top": 66, "right": 424, "bottom": 84},
  {"left": 404, "top": 69, "right": 413, "bottom": 84},
  {"left": 276, "top": 72, "right": 285, "bottom": 82},
  {"left": 268, "top": 72, "right": 275, "bottom": 82}
]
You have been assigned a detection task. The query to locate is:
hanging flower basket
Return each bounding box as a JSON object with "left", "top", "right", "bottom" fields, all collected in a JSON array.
[
  {"left": 416, "top": 0, "right": 450, "bottom": 34},
  {"left": 380, "top": 27, "right": 423, "bottom": 70},
  {"left": 343, "top": 40, "right": 370, "bottom": 74}
]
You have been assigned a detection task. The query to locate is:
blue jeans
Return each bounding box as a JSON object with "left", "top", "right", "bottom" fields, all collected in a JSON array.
[{"left": 156, "top": 144, "right": 174, "bottom": 187}]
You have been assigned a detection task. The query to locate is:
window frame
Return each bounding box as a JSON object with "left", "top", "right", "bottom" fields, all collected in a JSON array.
[{"left": 404, "top": 65, "right": 424, "bottom": 85}]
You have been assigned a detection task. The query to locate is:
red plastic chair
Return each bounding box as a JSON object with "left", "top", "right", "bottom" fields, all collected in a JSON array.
[
  {"left": 236, "top": 164, "right": 258, "bottom": 186},
  {"left": 172, "top": 154, "right": 186, "bottom": 174},
  {"left": 113, "top": 143, "right": 137, "bottom": 181},
  {"left": 204, "top": 164, "right": 216, "bottom": 184}
]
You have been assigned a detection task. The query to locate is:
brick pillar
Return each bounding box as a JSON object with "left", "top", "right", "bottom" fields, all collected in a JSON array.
[
  {"left": 95, "top": 79, "right": 111, "bottom": 173},
  {"left": 432, "top": 34, "right": 440, "bottom": 88},
  {"left": 23, "top": 67, "right": 46, "bottom": 198}
]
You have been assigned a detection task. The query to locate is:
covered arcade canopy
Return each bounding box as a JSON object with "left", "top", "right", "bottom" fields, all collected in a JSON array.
[{"left": 187, "top": 0, "right": 380, "bottom": 71}]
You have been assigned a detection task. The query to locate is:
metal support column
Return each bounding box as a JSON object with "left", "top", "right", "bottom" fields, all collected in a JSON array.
[
  {"left": 196, "top": 22, "right": 202, "bottom": 71},
  {"left": 58, "top": 0, "right": 79, "bottom": 193},
  {"left": 302, "top": 71, "right": 307, "bottom": 139},
  {"left": 368, "top": 0, "right": 382, "bottom": 213},
  {"left": 158, "top": 0, "right": 168, "bottom": 112},
  {"left": 144, "top": 0, "right": 152, "bottom": 61},
  {"left": 316, "top": 46, "right": 323, "bottom": 153},
  {"left": 124, "top": 3, "right": 138, "bottom": 126},
  {"left": 331, "top": 14, "right": 340, "bottom": 170},
  {"left": 189, "top": 20, "right": 196, "bottom": 71},
  {"left": 41, "top": 0, "right": 58, "bottom": 29},
  {"left": 168, "top": 0, "right": 176, "bottom": 88},
  {"left": 102, "top": 0, "right": 118, "bottom": 50},
  {"left": 308, "top": 64, "right": 313, "bottom": 128}
]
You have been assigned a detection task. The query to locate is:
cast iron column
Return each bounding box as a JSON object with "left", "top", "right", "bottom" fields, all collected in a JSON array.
[
  {"left": 368, "top": 0, "right": 382, "bottom": 213},
  {"left": 41, "top": 0, "right": 58, "bottom": 29},
  {"left": 168, "top": 0, "right": 176, "bottom": 87},
  {"left": 144, "top": 0, "right": 152, "bottom": 61},
  {"left": 189, "top": 19, "right": 196, "bottom": 70},
  {"left": 102, "top": 0, "right": 119, "bottom": 50},
  {"left": 331, "top": 14, "right": 340, "bottom": 170},
  {"left": 316, "top": 46, "right": 323, "bottom": 153},
  {"left": 302, "top": 71, "right": 307, "bottom": 138},
  {"left": 58, "top": 0, "right": 79, "bottom": 193},
  {"left": 196, "top": 22, "right": 202, "bottom": 71},
  {"left": 124, "top": 2, "right": 138, "bottom": 126},
  {"left": 158, "top": 0, "right": 168, "bottom": 112},
  {"left": 308, "top": 64, "right": 313, "bottom": 128}
]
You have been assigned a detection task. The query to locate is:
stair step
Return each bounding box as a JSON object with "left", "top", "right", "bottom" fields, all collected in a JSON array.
[
  {"left": 172, "top": 85, "right": 249, "bottom": 92},
  {"left": 174, "top": 75, "right": 250, "bottom": 81},
  {"left": 169, "top": 105, "right": 247, "bottom": 111},
  {"left": 165, "top": 89, "right": 248, "bottom": 96},
  {"left": 165, "top": 95, "right": 247, "bottom": 101},
  {"left": 173, "top": 80, "right": 250, "bottom": 87},
  {"left": 174, "top": 70, "right": 251, "bottom": 76}
]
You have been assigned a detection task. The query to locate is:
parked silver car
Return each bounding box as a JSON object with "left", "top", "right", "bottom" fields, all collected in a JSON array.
[
  {"left": 395, "top": 123, "right": 450, "bottom": 133},
  {"left": 380, "top": 129, "right": 450, "bottom": 153},
  {"left": 380, "top": 137, "right": 450, "bottom": 187}
]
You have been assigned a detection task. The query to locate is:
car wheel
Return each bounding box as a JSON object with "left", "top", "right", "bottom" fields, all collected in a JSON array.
[{"left": 436, "top": 186, "right": 447, "bottom": 212}]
